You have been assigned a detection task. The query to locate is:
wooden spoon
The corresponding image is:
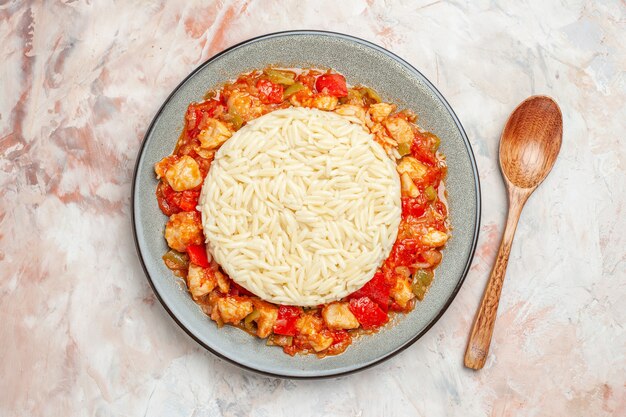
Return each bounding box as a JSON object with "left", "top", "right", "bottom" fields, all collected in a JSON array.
[{"left": 464, "top": 95, "right": 563, "bottom": 370}]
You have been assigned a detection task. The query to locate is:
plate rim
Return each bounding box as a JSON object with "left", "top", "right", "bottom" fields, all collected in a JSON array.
[{"left": 131, "top": 29, "right": 481, "bottom": 379}]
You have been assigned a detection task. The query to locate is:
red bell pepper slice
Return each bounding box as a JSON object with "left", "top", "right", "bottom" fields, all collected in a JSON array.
[
  {"left": 186, "top": 244, "right": 210, "bottom": 268},
  {"left": 256, "top": 79, "right": 284, "bottom": 104},
  {"left": 347, "top": 272, "right": 391, "bottom": 312},
  {"left": 273, "top": 305, "right": 302, "bottom": 336},
  {"left": 348, "top": 297, "right": 388, "bottom": 330},
  {"left": 315, "top": 73, "right": 348, "bottom": 97}
]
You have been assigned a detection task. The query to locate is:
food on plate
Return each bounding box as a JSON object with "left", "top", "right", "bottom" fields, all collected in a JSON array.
[{"left": 155, "top": 67, "right": 449, "bottom": 356}]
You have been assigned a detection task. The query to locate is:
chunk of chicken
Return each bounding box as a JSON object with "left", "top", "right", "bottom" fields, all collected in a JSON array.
[
  {"left": 421, "top": 228, "right": 449, "bottom": 247},
  {"left": 164, "top": 155, "right": 203, "bottom": 191},
  {"left": 369, "top": 102, "right": 396, "bottom": 122},
  {"left": 310, "top": 94, "right": 338, "bottom": 111},
  {"left": 216, "top": 296, "right": 254, "bottom": 324},
  {"left": 186, "top": 264, "right": 217, "bottom": 300},
  {"left": 251, "top": 299, "right": 279, "bottom": 338},
  {"left": 391, "top": 276, "right": 415, "bottom": 308},
  {"left": 197, "top": 118, "right": 233, "bottom": 150},
  {"left": 397, "top": 156, "right": 428, "bottom": 181},
  {"left": 334, "top": 104, "right": 370, "bottom": 126},
  {"left": 295, "top": 313, "right": 324, "bottom": 336},
  {"left": 164, "top": 212, "right": 203, "bottom": 252},
  {"left": 400, "top": 172, "right": 419, "bottom": 198},
  {"left": 308, "top": 332, "right": 334, "bottom": 352},
  {"left": 154, "top": 155, "right": 178, "bottom": 179},
  {"left": 384, "top": 117, "right": 414, "bottom": 145},
  {"left": 227, "top": 91, "right": 263, "bottom": 120},
  {"left": 215, "top": 270, "right": 230, "bottom": 294},
  {"left": 322, "top": 302, "right": 359, "bottom": 330}
]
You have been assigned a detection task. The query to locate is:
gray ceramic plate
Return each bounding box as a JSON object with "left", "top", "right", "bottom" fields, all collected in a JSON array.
[{"left": 132, "top": 31, "right": 480, "bottom": 378}]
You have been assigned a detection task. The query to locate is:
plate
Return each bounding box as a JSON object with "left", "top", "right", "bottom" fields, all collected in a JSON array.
[{"left": 132, "top": 30, "right": 480, "bottom": 378}]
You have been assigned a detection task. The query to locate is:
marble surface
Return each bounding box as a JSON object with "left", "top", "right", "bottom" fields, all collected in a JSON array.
[{"left": 1, "top": 1, "right": 625, "bottom": 416}]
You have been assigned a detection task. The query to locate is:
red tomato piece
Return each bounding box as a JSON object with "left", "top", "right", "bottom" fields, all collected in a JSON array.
[
  {"left": 348, "top": 297, "right": 388, "bottom": 330},
  {"left": 347, "top": 272, "right": 391, "bottom": 312},
  {"left": 273, "top": 305, "right": 302, "bottom": 336},
  {"left": 178, "top": 190, "right": 200, "bottom": 212},
  {"left": 315, "top": 73, "right": 348, "bottom": 97},
  {"left": 387, "top": 239, "right": 423, "bottom": 268},
  {"left": 156, "top": 181, "right": 180, "bottom": 216},
  {"left": 186, "top": 244, "right": 210, "bottom": 268},
  {"left": 256, "top": 79, "right": 284, "bottom": 104},
  {"left": 401, "top": 195, "right": 428, "bottom": 218}
]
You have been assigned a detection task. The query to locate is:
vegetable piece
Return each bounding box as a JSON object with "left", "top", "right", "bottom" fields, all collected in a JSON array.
[
  {"left": 283, "top": 82, "right": 305, "bottom": 98},
  {"left": 256, "top": 79, "right": 284, "bottom": 104},
  {"left": 348, "top": 297, "right": 388, "bottom": 330},
  {"left": 267, "top": 334, "right": 293, "bottom": 347},
  {"left": 412, "top": 269, "right": 434, "bottom": 300},
  {"left": 397, "top": 142, "right": 411, "bottom": 156},
  {"left": 264, "top": 68, "right": 296, "bottom": 85},
  {"left": 358, "top": 86, "right": 382, "bottom": 104},
  {"left": 156, "top": 181, "right": 180, "bottom": 216},
  {"left": 425, "top": 185, "right": 437, "bottom": 201},
  {"left": 162, "top": 250, "right": 189, "bottom": 271},
  {"left": 273, "top": 305, "right": 302, "bottom": 336},
  {"left": 229, "top": 107, "right": 243, "bottom": 130},
  {"left": 401, "top": 195, "right": 428, "bottom": 218},
  {"left": 347, "top": 272, "right": 391, "bottom": 312},
  {"left": 244, "top": 309, "right": 261, "bottom": 331},
  {"left": 186, "top": 244, "right": 210, "bottom": 268},
  {"left": 178, "top": 190, "right": 200, "bottom": 212},
  {"left": 315, "top": 73, "right": 348, "bottom": 97}
]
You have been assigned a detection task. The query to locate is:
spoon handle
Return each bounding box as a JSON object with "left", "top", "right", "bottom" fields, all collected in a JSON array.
[{"left": 464, "top": 188, "right": 528, "bottom": 370}]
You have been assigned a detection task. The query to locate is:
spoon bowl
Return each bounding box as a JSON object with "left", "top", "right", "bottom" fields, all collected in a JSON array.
[
  {"left": 465, "top": 95, "right": 562, "bottom": 370},
  {"left": 500, "top": 96, "right": 563, "bottom": 189}
]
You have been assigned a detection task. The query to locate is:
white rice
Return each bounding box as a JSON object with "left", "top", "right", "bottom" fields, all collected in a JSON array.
[{"left": 200, "top": 107, "right": 401, "bottom": 306}]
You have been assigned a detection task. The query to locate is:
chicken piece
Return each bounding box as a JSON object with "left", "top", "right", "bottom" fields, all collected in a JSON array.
[
  {"left": 197, "top": 118, "right": 233, "bottom": 150},
  {"left": 383, "top": 117, "right": 414, "bottom": 145},
  {"left": 369, "top": 122, "right": 397, "bottom": 151},
  {"left": 216, "top": 296, "right": 254, "bottom": 324},
  {"left": 369, "top": 102, "right": 396, "bottom": 122},
  {"left": 251, "top": 299, "right": 279, "bottom": 338},
  {"left": 289, "top": 87, "right": 314, "bottom": 107},
  {"left": 322, "top": 302, "right": 359, "bottom": 330},
  {"left": 186, "top": 264, "right": 217, "bottom": 300},
  {"left": 397, "top": 156, "right": 428, "bottom": 181},
  {"left": 295, "top": 313, "right": 324, "bottom": 336},
  {"left": 164, "top": 212, "right": 203, "bottom": 252},
  {"left": 421, "top": 228, "right": 449, "bottom": 247},
  {"left": 334, "top": 104, "right": 368, "bottom": 125},
  {"left": 391, "top": 276, "right": 415, "bottom": 308},
  {"left": 215, "top": 270, "right": 230, "bottom": 294},
  {"left": 308, "top": 332, "right": 334, "bottom": 352},
  {"left": 154, "top": 155, "right": 178, "bottom": 179},
  {"left": 310, "top": 94, "right": 338, "bottom": 111},
  {"left": 227, "top": 91, "right": 263, "bottom": 121},
  {"left": 163, "top": 155, "right": 202, "bottom": 192},
  {"left": 400, "top": 172, "right": 419, "bottom": 198}
]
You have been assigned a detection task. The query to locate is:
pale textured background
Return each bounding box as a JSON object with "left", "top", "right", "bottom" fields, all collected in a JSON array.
[{"left": 1, "top": 1, "right": 625, "bottom": 416}]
